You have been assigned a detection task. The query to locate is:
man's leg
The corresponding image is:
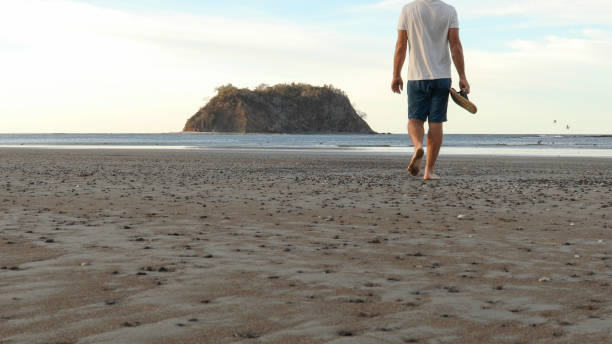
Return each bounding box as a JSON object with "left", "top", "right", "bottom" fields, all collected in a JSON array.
[
  {"left": 408, "top": 119, "right": 425, "bottom": 150},
  {"left": 423, "top": 78, "right": 451, "bottom": 180},
  {"left": 424, "top": 122, "right": 443, "bottom": 180},
  {"left": 407, "top": 119, "right": 425, "bottom": 176}
]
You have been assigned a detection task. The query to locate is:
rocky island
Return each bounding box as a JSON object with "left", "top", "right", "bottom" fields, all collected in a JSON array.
[{"left": 183, "top": 83, "right": 375, "bottom": 134}]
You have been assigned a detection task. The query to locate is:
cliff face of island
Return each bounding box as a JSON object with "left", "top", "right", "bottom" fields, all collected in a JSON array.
[{"left": 183, "top": 84, "right": 375, "bottom": 134}]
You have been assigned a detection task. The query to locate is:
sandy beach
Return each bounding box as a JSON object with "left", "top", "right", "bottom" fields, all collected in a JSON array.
[{"left": 1, "top": 149, "right": 611, "bottom": 344}]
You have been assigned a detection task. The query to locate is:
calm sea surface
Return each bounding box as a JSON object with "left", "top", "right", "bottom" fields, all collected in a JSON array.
[{"left": 0, "top": 134, "right": 611, "bottom": 157}]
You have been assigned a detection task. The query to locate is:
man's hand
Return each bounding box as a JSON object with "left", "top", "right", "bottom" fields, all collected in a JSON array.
[
  {"left": 459, "top": 78, "right": 470, "bottom": 94},
  {"left": 392, "top": 76, "right": 404, "bottom": 94}
]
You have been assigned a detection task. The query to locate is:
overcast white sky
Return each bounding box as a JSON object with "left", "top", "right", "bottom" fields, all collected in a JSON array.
[{"left": 0, "top": 0, "right": 611, "bottom": 134}]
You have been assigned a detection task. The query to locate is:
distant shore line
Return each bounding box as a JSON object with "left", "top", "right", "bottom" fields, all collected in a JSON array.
[
  {"left": 0, "top": 133, "right": 610, "bottom": 137},
  {"left": 1, "top": 146, "right": 611, "bottom": 158}
]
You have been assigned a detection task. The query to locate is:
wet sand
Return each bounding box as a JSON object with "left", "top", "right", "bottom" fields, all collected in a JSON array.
[{"left": 1, "top": 149, "right": 611, "bottom": 344}]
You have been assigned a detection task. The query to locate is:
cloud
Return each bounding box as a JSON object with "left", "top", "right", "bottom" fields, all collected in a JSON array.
[
  {"left": 352, "top": 0, "right": 405, "bottom": 10},
  {"left": 452, "top": 29, "right": 612, "bottom": 134},
  {"left": 469, "top": 0, "right": 612, "bottom": 22},
  {"left": 0, "top": 0, "right": 610, "bottom": 134},
  {"left": 357, "top": 0, "right": 612, "bottom": 25},
  {"left": 0, "top": 0, "right": 345, "bottom": 58},
  {"left": 0, "top": 0, "right": 386, "bottom": 133}
]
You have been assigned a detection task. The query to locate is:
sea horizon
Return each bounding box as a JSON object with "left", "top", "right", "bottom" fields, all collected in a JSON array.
[
  {"left": 1, "top": 133, "right": 611, "bottom": 158},
  {"left": 1, "top": 132, "right": 611, "bottom": 136}
]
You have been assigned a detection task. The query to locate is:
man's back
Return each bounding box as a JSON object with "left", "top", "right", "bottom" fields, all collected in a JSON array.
[{"left": 398, "top": 0, "right": 458, "bottom": 81}]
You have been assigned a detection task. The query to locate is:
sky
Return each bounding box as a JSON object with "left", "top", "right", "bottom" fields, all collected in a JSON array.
[{"left": 0, "top": 0, "right": 611, "bottom": 134}]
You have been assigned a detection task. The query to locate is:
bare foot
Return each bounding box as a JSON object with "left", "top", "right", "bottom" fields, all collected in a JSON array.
[
  {"left": 407, "top": 148, "right": 424, "bottom": 176},
  {"left": 423, "top": 173, "right": 440, "bottom": 180}
]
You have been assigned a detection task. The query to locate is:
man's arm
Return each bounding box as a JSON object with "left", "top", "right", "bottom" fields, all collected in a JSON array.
[
  {"left": 392, "top": 30, "right": 408, "bottom": 94},
  {"left": 448, "top": 28, "right": 470, "bottom": 94}
]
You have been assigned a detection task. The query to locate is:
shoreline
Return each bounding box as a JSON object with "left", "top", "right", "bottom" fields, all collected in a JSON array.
[
  {"left": 0, "top": 145, "right": 611, "bottom": 158},
  {"left": 1, "top": 132, "right": 611, "bottom": 136}
]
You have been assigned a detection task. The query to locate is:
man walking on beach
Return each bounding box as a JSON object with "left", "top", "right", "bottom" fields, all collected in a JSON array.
[{"left": 392, "top": 0, "right": 470, "bottom": 180}]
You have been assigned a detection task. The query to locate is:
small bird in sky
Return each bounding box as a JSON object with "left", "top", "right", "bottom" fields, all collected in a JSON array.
[
  {"left": 566, "top": 125, "right": 570, "bottom": 130},
  {"left": 554, "top": 120, "right": 557, "bottom": 124}
]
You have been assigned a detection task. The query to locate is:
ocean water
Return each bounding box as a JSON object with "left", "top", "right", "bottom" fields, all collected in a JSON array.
[{"left": 0, "top": 133, "right": 611, "bottom": 157}]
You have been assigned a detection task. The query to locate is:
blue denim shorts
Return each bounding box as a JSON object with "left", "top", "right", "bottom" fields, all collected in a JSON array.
[{"left": 407, "top": 78, "right": 451, "bottom": 123}]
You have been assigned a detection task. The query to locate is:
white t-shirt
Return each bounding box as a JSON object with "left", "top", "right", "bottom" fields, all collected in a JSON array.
[{"left": 398, "top": 0, "right": 459, "bottom": 81}]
